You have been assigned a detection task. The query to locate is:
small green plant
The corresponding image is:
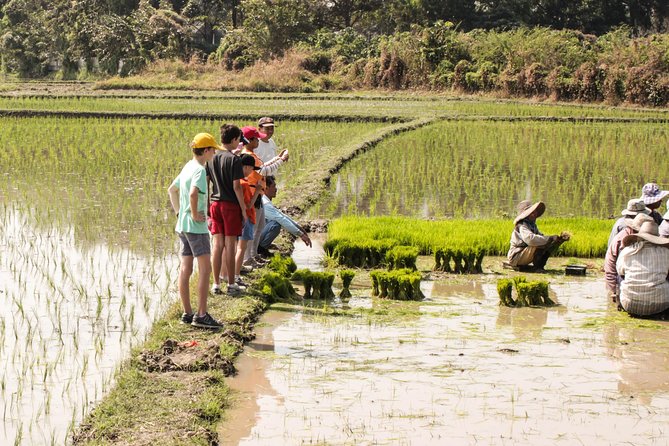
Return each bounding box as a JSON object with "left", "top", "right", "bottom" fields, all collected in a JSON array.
[
  {"left": 291, "top": 269, "right": 336, "bottom": 299},
  {"left": 257, "top": 272, "right": 297, "bottom": 301},
  {"left": 324, "top": 238, "right": 398, "bottom": 268},
  {"left": 268, "top": 254, "right": 297, "bottom": 278},
  {"left": 385, "top": 245, "right": 419, "bottom": 270},
  {"left": 498, "top": 276, "right": 554, "bottom": 307},
  {"left": 434, "top": 246, "right": 485, "bottom": 273},
  {"left": 339, "top": 269, "right": 355, "bottom": 298},
  {"left": 370, "top": 268, "right": 424, "bottom": 301}
]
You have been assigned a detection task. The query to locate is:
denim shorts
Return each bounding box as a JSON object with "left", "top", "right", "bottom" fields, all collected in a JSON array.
[
  {"left": 240, "top": 220, "right": 255, "bottom": 241},
  {"left": 178, "top": 232, "right": 211, "bottom": 257}
]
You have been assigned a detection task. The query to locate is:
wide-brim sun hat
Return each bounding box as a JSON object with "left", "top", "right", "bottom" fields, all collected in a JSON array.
[
  {"left": 621, "top": 198, "right": 651, "bottom": 217},
  {"left": 640, "top": 182, "right": 669, "bottom": 206},
  {"left": 513, "top": 200, "right": 545, "bottom": 225},
  {"left": 628, "top": 213, "right": 654, "bottom": 232},
  {"left": 622, "top": 220, "right": 669, "bottom": 247}
]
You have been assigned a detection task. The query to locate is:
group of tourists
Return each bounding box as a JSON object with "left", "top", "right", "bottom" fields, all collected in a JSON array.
[
  {"left": 168, "top": 118, "right": 312, "bottom": 329},
  {"left": 508, "top": 182, "right": 669, "bottom": 320}
]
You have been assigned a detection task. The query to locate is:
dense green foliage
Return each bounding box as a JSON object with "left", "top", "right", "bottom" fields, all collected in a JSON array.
[
  {"left": 327, "top": 216, "right": 611, "bottom": 258},
  {"left": 3, "top": 1, "right": 669, "bottom": 105}
]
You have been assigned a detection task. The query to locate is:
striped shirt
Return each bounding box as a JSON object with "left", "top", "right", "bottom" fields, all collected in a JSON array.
[
  {"left": 617, "top": 241, "right": 669, "bottom": 316},
  {"left": 604, "top": 227, "right": 633, "bottom": 295}
]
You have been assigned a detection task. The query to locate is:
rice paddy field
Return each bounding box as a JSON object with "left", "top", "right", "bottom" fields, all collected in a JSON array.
[
  {"left": 1, "top": 82, "right": 669, "bottom": 445},
  {"left": 2, "top": 93, "right": 669, "bottom": 120},
  {"left": 309, "top": 120, "right": 669, "bottom": 220}
]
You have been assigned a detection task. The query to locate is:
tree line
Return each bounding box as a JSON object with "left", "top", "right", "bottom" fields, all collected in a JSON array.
[{"left": 0, "top": 0, "right": 667, "bottom": 78}]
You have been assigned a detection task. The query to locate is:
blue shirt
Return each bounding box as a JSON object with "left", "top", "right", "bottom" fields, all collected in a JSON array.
[{"left": 262, "top": 195, "right": 302, "bottom": 236}]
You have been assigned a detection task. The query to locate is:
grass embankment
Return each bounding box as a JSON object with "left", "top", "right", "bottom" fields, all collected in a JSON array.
[
  {"left": 2, "top": 93, "right": 669, "bottom": 120},
  {"left": 73, "top": 284, "right": 267, "bottom": 445},
  {"left": 327, "top": 216, "right": 611, "bottom": 258}
]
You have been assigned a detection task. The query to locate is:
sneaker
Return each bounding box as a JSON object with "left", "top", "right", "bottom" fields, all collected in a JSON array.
[
  {"left": 227, "top": 283, "right": 246, "bottom": 295},
  {"left": 180, "top": 312, "right": 194, "bottom": 324},
  {"left": 253, "top": 255, "right": 270, "bottom": 264},
  {"left": 235, "top": 277, "right": 249, "bottom": 287},
  {"left": 191, "top": 312, "right": 224, "bottom": 329},
  {"left": 240, "top": 264, "right": 254, "bottom": 274},
  {"left": 257, "top": 246, "right": 272, "bottom": 258},
  {"left": 211, "top": 284, "right": 223, "bottom": 295}
]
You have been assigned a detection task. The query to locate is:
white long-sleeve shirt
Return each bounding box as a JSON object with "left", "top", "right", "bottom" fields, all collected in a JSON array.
[{"left": 256, "top": 138, "right": 278, "bottom": 164}]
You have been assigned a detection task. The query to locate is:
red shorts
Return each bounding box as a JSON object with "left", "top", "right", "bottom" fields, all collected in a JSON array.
[{"left": 209, "top": 201, "right": 243, "bottom": 237}]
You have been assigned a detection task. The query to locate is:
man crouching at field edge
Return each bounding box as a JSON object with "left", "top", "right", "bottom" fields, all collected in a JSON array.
[{"left": 506, "top": 200, "right": 569, "bottom": 272}]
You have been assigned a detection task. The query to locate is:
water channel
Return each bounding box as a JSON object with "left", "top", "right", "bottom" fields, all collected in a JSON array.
[{"left": 221, "top": 237, "right": 669, "bottom": 445}]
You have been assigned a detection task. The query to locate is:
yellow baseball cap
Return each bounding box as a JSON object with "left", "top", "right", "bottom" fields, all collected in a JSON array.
[{"left": 190, "top": 133, "right": 222, "bottom": 150}]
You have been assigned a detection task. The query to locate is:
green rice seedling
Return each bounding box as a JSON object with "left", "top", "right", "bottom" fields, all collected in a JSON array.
[
  {"left": 291, "top": 269, "right": 335, "bottom": 299},
  {"left": 385, "top": 246, "right": 419, "bottom": 270},
  {"left": 497, "top": 279, "right": 515, "bottom": 306},
  {"left": 311, "top": 120, "right": 669, "bottom": 222},
  {"left": 325, "top": 238, "right": 398, "bottom": 268},
  {"left": 257, "top": 272, "right": 297, "bottom": 301},
  {"left": 268, "top": 254, "right": 298, "bottom": 278},
  {"left": 369, "top": 269, "right": 424, "bottom": 301},
  {"left": 339, "top": 270, "right": 355, "bottom": 298},
  {"left": 327, "top": 216, "right": 610, "bottom": 258},
  {"left": 498, "top": 276, "right": 554, "bottom": 307}
]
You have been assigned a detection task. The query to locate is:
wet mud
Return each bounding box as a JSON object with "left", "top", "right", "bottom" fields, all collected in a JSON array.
[{"left": 219, "top": 242, "right": 669, "bottom": 445}]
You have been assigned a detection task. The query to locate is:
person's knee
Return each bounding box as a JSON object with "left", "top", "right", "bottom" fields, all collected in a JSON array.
[
  {"left": 180, "top": 262, "right": 194, "bottom": 276},
  {"left": 212, "top": 237, "right": 224, "bottom": 253}
]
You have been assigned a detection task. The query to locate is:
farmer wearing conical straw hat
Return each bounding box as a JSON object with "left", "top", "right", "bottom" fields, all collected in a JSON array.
[
  {"left": 506, "top": 200, "right": 568, "bottom": 272},
  {"left": 617, "top": 219, "right": 669, "bottom": 319}
]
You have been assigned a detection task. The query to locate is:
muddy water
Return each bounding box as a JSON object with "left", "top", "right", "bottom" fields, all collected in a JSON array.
[
  {"left": 0, "top": 207, "right": 178, "bottom": 445},
  {"left": 222, "top": 241, "right": 669, "bottom": 445}
]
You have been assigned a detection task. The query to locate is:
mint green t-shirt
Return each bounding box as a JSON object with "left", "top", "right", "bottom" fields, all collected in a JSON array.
[{"left": 171, "top": 159, "right": 208, "bottom": 234}]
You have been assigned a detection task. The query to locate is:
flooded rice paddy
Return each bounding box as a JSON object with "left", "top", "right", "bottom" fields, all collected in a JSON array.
[
  {"left": 221, "top": 240, "right": 669, "bottom": 445},
  {"left": 0, "top": 203, "right": 178, "bottom": 444},
  {"left": 309, "top": 120, "right": 669, "bottom": 220}
]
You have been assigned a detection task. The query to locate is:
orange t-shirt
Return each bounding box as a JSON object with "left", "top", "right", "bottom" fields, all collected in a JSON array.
[
  {"left": 241, "top": 148, "right": 265, "bottom": 191},
  {"left": 240, "top": 179, "right": 256, "bottom": 224}
]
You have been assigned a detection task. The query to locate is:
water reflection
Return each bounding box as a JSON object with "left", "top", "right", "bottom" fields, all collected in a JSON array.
[
  {"left": 605, "top": 323, "right": 669, "bottom": 405},
  {"left": 496, "top": 306, "right": 548, "bottom": 340},
  {"left": 226, "top": 273, "right": 669, "bottom": 445}
]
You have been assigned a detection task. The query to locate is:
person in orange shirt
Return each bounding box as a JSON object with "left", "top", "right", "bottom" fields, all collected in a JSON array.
[
  {"left": 240, "top": 126, "right": 288, "bottom": 267},
  {"left": 234, "top": 154, "right": 262, "bottom": 286}
]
